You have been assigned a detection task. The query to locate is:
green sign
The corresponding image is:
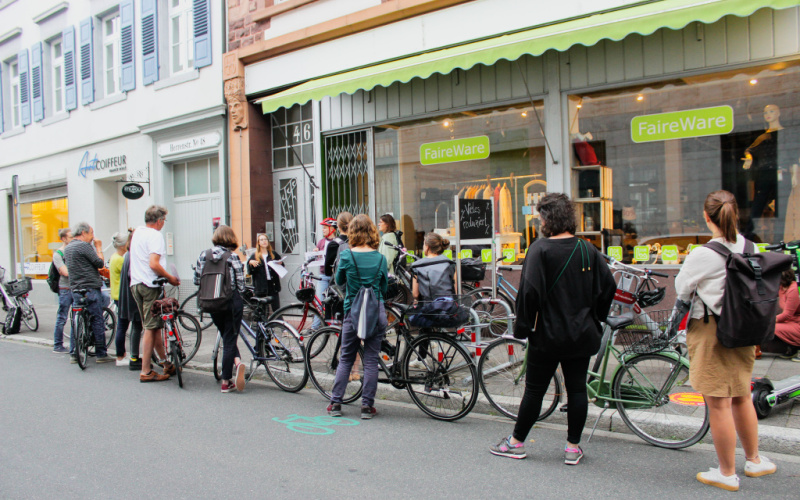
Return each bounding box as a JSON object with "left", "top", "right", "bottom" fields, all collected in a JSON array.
[
  {"left": 444, "top": 249, "right": 453, "bottom": 260},
  {"left": 481, "top": 249, "right": 492, "bottom": 263},
  {"left": 607, "top": 246, "right": 623, "bottom": 261},
  {"left": 460, "top": 249, "right": 473, "bottom": 259},
  {"left": 661, "top": 245, "right": 679, "bottom": 262},
  {"left": 633, "top": 246, "right": 650, "bottom": 262},
  {"left": 420, "top": 136, "right": 490, "bottom": 165},
  {"left": 502, "top": 248, "right": 516, "bottom": 263},
  {"left": 756, "top": 243, "right": 769, "bottom": 253},
  {"left": 406, "top": 253, "right": 415, "bottom": 264},
  {"left": 631, "top": 106, "right": 734, "bottom": 143},
  {"left": 687, "top": 244, "right": 698, "bottom": 253}
]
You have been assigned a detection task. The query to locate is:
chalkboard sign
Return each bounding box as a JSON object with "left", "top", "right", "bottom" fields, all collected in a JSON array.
[{"left": 458, "top": 198, "right": 493, "bottom": 240}]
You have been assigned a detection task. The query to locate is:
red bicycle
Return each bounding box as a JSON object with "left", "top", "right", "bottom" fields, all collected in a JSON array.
[{"left": 151, "top": 277, "right": 202, "bottom": 388}]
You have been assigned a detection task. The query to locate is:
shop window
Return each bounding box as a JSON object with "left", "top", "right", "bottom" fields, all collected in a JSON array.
[
  {"left": 172, "top": 156, "right": 219, "bottom": 198},
  {"left": 272, "top": 102, "right": 313, "bottom": 170},
  {"left": 50, "top": 39, "right": 65, "bottom": 114},
  {"left": 20, "top": 198, "right": 69, "bottom": 275},
  {"left": 102, "top": 13, "right": 121, "bottom": 97},
  {"left": 568, "top": 62, "right": 800, "bottom": 264},
  {"left": 169, "top": 0, "right": 194, "bottom": 75}
]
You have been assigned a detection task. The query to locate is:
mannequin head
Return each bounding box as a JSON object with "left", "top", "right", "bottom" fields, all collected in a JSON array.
[{"left": 763, "top": 104, "right": 783, "bottom": 130}]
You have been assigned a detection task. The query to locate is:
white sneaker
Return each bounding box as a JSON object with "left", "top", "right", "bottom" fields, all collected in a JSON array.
[
  {"left": 408, "top": 359, "right": 426, "bottom": 370},
  {"left": 745, "top": 455, "right": 777, "bottom": 477},
  {"left": 696, "top": 468, "right": 739, "bottom": 491},
  {"left": 116, "top": 356, "right": 130, "bottom": 367}
]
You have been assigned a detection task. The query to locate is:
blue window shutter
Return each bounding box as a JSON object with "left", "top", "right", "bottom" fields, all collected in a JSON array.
[
  {"left": 120, "top": 0, "right": 135, "bottom": 92},
  {"left": 79, "top": 17, "right": 95, "bottom": 106},
  {"left": 141, "top": 0, "right": 159, "bottom": 85},
  {"left": 63, "top": 25, "right": 77, "bottom": 111},
  {"left": 31, "top": 42, "right": 44, "bottom": 122},
  {"left": 0, "top": 65, "right": 4, "bottom": 134},
  {"left": 193, "top": 0, "right": 211, "bottom": 69},
  {"left": 18, "top": 49, "right": 31, "bottom": 126}
]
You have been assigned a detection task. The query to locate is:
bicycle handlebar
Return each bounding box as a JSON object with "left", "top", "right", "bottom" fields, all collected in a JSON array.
[
  {"left": 384, "top": 241, "right": 418, "bottom": 261},
  {"left": 605, "top": 254, "right": 671, "bottom": 279},
  {"left": 764, "top": 240, "right": 800, "bottom": 251}
]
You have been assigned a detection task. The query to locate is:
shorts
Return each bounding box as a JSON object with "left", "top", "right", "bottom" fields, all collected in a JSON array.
[{"left": 131, "top": 283, "right": 163, "bottom": 330}]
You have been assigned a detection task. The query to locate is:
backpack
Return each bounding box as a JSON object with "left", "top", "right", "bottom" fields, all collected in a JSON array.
[
  {"left": 347, "top": 251, "right": 383, "bottom": 340},
  {"left": 704, "top": 240, "right": 792, "bottom": 348},
  {"left": 197, "top": 249, "right": 233, "bottom": 314},
  {"left": 47, "top": 250, "right": 64, "bottom": 293},
  {"left": 3, "top": 306, "right": 21, "bottom": 335}
]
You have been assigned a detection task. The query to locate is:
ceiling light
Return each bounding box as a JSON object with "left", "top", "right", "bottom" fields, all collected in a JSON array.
[
  {"left": 636, "top": 95, "right": 644, "bottom": 101},
  {"left": 521, "top": 111, "right": 528, "bottom": 117},
  {"left": 750, "top": 78, "right": 758, "bottom": 85},
  {"left": 443, "top": 119, "right": 451, "bottom": 127},
  {"left": 576, "top": 104, "right": 582, "bottom": 109}
]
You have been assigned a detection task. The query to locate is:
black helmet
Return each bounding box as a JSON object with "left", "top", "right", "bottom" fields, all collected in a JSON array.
[{"left": 638, "top": 287, "right": 666, "bottom": 308}]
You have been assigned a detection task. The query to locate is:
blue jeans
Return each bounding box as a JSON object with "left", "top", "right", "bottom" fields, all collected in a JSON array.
[
  {"left": 312, "top": 275, "right": 331, "bottom": 329},
  {"left": 72, "top": 288, "right": 108, "bottom": 358},
  {"left": 54, "top": 288, "right": 74, "bottom": 351},
  {"left": 330, "top": 302, "right": 387, "bottom": 408}
]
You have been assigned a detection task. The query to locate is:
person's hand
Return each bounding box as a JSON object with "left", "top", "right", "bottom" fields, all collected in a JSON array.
[
  {"left": 168, "top": 275, "right": 180, "bottom": 287},
  {"left": 94, "top": 239, "right": 103, "bottom": 249},
  {"left": 249, "top": 259, "right": 259, "bottom": 267}
]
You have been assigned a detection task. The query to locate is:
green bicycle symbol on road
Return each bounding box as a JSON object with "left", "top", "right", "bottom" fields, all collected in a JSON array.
[{"left": 272, "top": 414, "right": 360, "bottom": 435}]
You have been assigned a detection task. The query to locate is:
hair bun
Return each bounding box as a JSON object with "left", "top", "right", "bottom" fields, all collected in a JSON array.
[{"left": 441, "top": 238, "right": 450, "bottom": 248}]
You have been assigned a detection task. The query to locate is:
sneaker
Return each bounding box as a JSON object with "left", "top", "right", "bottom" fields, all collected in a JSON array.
[
  {"left": 792, "top": 352, "right": 800, "bottom": 363},
  {"left": 235, "top": 362, "right": 246, "bottom": 392},
  {"left": 128, "top": 358, "right": 142, "bottom": 371},
  {"left": 564, "top": 446, "right": 584, "bottom": 465},
  {"left": 745, "top": 455, "right": 777, "bottom": 477},
  {"left": 96, "top": 355, "right": 114, "bottom": 364},
  {"left": 53, "top": 346, "right": 69, "bottom": 354},
  {"left": 221, "top": 380, "right": 237, "bottom": 393},
  {"left": 408, "top": 359, "right": 426, "bottom": 370},
  {"left": 116, "top": 355, "right": 130, "bottom": 367},
  {"left": 696, "top": 468, "right": 740, "bottom": 492},
  {"left": 140, "top": 370, "right": 170, "bottom": 383},
  {"left": 489, "top": 436, "right": 527, "bottom": 459},
  {"left": 361, "top": 406, "right": 377, "bottom": 420},
  {"left": 327, "top": 403, "right": 342, "bottom": 417},
  {"left": 70, "top": 356, "right": 78, "bottom": 364},
  {"left": 162, "top": 362, "right": 176, "bottom": 376}
]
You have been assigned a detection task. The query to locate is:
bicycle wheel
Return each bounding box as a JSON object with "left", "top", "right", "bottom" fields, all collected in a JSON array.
[
  {"left": 464, "top": 288, "right": 515, "bottom": 337},
  {"left": 403, "top": 334, "right": 479, "bottom": 421},
  {"left": 16, "top": 297, "right": 38, "bottom": 331},
  {"left": 103, "top": 307, "right": 116, "bottom": 347},
  {"left": 305, "top": 327, "right": 362, "bottom": 404},
  {"left": 612, "top": 353, "right": 710, "bottom": 449},
  {"left": 179, "top": 291, "right": 214, "bottom": 330},
  {"left": 174, "top": 311, "right": 202, "bottom": 365},
  {"left": 478, "top": 338, "right": 562, "bottom": 421},
  {"left": 211, "top": 332, "right": 223, "bottom": 381},
  {"left": 261, "top": 320, "right": 308, "bottom": 393},
  {"left": 171, "top": 342, "right": 183, "bottom": 388},
  {"left": 270, "top": 303, "right": 325, "bottom": 339},
  {"left": 76, "top": 316, "right": 89, "bottom": 370}
]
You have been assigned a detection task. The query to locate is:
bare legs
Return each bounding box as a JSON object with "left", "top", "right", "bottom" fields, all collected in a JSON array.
[
  {"left": 704, "top": 395, "right": 761, "bottom": 476},
  {"left": 140, "top": 328, "right": 167, "bottom": 375}
]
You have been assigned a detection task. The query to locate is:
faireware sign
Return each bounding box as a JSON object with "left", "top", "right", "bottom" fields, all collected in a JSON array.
[
  {"left": 420, "top": 136, "right": 490, "bottom": 165},
  {"left": 631, "top": 106, "right": 734, "bottom": 143}
]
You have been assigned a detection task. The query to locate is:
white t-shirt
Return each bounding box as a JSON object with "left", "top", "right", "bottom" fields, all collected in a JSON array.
[{"left": 130, "top": 226, "right": 167, "bottom": 287}]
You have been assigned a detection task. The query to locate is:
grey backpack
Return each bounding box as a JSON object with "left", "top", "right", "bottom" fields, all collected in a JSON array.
[{"left": 347, "top": 251, "right": 383, "bottom": 340}]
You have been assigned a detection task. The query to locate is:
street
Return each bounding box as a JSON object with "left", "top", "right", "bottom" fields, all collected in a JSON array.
[{"left": 1, "top": 339, "right": 799, "bottom": 499}]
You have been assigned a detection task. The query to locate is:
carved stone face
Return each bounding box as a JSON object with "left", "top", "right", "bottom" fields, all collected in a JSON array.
[{"left": 230, "top": 101, "right": 246, "bottom": 128}]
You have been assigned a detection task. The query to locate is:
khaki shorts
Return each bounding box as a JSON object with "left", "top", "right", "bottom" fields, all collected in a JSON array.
[{"left": 132, "top": 283, "right": 163, "bottom": 330}]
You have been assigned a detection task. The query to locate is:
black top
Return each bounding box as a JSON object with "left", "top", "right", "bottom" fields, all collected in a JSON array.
[
  {"left": 118, "top": 253, "right": 141, "bottom": 322},
  {"left": 324, "top": 235, "right": 348, "bottom": 277},
  {"left": 247, "top": 251, "right": 283, "bottom": 297},
  {"left": 513, "top": 237, "right": 616, "bottom": 358}
]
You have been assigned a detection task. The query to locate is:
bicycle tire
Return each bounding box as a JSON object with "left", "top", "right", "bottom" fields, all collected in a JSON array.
[
  {"left": 16, "top": 297, "right": 38, "bottom": 331},
  {"left": 269, "top": 303, "right": 326, "bottom": 354},
  {"left": 261, "top": 320, "right": 308, "bottom": 393},
  {"left": 403, "top": 333, "right": 478, "bottom": 421},
  {"left": 76, "top": 315, "right": 89, "bottom": 370},
  {"left": 305, "top": 327, "right": 362, "bottom": 404},
  {"left": 174, "top": 311, "right": 202, "bottom": 365},
  {"left": 212, "top": 331, "right": 223, "bottom": 381},
  {"left": 612, "top": 353, "right": 709, "bottom": 449},
  {"left": 464, "top": 287, "right": 515, "bottom": 337},
  {"left": 477, "top": 338, "right": 562, "bottom": 421},
  {"left": 179, "top": 291, "right": 214, "bottom": 331},
  {"left": 172, "top": 342, "right": 183, "bottom": 388}
]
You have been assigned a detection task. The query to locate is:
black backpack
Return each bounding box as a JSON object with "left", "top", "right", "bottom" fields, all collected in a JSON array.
[
  {"left": 47, "top": 250, "right": 63, "bottom": 293},
  {"left": 3, "top": 307, "right": 21, "bottom": 335},
  {"left": 704, "top": 240, "right": 792, "bottom": 348},
  {"left": 197, "top": 250, "right": 233, "bottom": 314}
]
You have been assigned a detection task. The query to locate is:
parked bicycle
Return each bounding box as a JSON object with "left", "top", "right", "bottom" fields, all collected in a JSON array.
[
  {"left": 178, "top": 267, "right": 215, "bottom": 331},
  {"left": 71, "top": 289, "right": 117, "bottom": 369},
  {"left": 269, "top": 256, "right": 336, "bottom": 338},
  {"left": 150, "top": 277, "right": 203, "bottom": 387},
  {"left": 0, "top": 266, "right": 38, "bottom": 332}
]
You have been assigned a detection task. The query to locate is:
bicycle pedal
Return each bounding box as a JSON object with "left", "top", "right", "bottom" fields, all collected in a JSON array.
[{"left": 559, "top": 404, "right": 569, "bottom": 413}]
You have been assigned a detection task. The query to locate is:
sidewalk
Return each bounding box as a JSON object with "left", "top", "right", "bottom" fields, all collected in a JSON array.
[{"left": 6, "top": 301, "right": 800, "bottom": 455}]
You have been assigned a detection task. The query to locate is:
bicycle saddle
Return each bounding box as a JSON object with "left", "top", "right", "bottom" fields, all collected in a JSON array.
[
  {"left": 153, "top": 277, "right": 168, "bottom": 286},
  {"left": 389, "top": 302, "right": 411, "bottom": 313},
  {"left": 251, "top": 297, "right": 272, "bottom": 305},
  {"left": 605, "top": 312, "right": 635, "bottom": 330}
]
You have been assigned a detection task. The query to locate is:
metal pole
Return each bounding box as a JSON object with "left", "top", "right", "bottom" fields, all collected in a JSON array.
[
  {"left": 455, "top": 195, "right": 461, "bottom": 296},
  {"left": 491, "top": 195, "right": 496, "bottom": 300},
  {"left": 11, "top": 175, "right": 25, "bottom": 279}
]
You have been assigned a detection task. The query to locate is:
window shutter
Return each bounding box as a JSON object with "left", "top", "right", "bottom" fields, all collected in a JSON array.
[
  {"left": 193, "top": 0, "right": 212, "bottom": 69},
  {"left": 0, "top": 65, "right": 4, "bottom": 134},
  {"left": 141, "top": 0, "right": 159, "bottom": 85},
  {"left": 18, "top": 49, "right": 31, "bottom": 126},
  {"left": 63, "top": 25, "right": 77, "bottom": 111},
  {"left": 120, "top": 0, "right": 135, "bottom": 92},
  {"left": 79, "top": 17, "right": 95, "bottom": 105},
  {"left": 31, "top": 42, "right": 44, "bottom": 122}
]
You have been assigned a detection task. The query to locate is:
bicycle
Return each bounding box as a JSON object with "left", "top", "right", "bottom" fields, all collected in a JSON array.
[
  {"left": 269, "top": 256, "right": 334, "bottom": 340},
  {"left": 150, "top": 277, "right": 203, "bottom": 388},
  {"left": 210, "top": 295, "right": 308, "bottom": 392},
  {"left": 0, "top": 267, "right": 39, "bottom": 331},
  {"left": 179, "top": 286, "right": 215, "bottom": 331},
  {"left": 304, "top": 303, "right": 479, "bottom": 421},
  {"left": 71, "top": 289, "right": 111, "bottom": 369}
]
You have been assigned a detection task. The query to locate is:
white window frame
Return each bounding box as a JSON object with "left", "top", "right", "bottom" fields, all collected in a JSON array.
[
  {"left": 51, "top": 39, "right": 65, "bottom": 114},
  {"left": 169, "top": 0, "right": 194, "bottom": 75},
  {"left": 102, "top": 12, "right": 121, "bottom": 98},
  {"left": 10, "top": 60, "right": 21, "bottom": 129}
]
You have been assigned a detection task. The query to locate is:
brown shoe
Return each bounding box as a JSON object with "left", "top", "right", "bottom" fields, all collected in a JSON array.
[
  {"left": 755, "top": 345, "right": 763, "bottom": 360},
  {"left": 163, "top": 362, "right": 177, "bottom": 376},
  {"left": 140, "top": 370, "right": 170, "bottom": 382}
]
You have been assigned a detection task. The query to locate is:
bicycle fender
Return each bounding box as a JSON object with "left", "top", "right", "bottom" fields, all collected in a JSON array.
[{"left": 617, "top": 349, "right": 690, "bottom": 368}]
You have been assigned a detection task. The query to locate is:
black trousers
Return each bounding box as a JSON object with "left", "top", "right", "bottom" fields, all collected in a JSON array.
[
  {"left": 513, "top": 351, "right": 591, "bottom": 445},
  {"left": 210, "top": 292, "right": 243, "bottom": 381}
]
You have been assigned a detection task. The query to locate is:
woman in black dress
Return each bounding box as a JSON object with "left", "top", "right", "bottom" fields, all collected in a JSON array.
[{"left": 247, "top": 233, "right": 282, "bottom": 313}]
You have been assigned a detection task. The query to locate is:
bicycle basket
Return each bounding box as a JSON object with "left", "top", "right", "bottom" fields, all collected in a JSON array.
[
  {"left": 295, "top": 287, "right": 316, "bottom": 303},
  {"left": 616, "top": 309, "right": 675, "bottom": 355},
  {"left": 5, "top": 277, "right": 32, "bottom": 297},
  {"left": 460, "top": 258, "right": 486, "bottom": 281}
]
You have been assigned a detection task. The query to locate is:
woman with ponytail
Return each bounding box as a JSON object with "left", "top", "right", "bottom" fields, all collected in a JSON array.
[{"left": 676, "top": 190, "right": 776, "bottom": 491}]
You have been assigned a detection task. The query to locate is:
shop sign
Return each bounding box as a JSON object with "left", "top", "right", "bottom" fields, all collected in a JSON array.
[
  {"left": 459, "top": 249, "right": 473, "bottom": 259},
  {"left": 78, "top": 151, "right": 127, "bottom": 178},
  {"left": 630, "top": 106, "right": 734, "bottom": 143},
  {"left": 444, "top": 249, "right": 453, "bottom": 260},
  {"left": 420, "top": 136, "right": 490, "bottom": 165},
  {"left": 458, "top": 198, "right": 493, "bottom": 240},
  {"left": 633, "top": 246, "right": 650, "bottom": 262},
  {"left": 158, "top": 132, "right": 221, "bottom": 157},
  {"left": 661, "top": 245, "right": 679, "bottom": 262},
  {"left": 121, "top": 183, "right": 145, "bottom": 200},
  {"left": 481, "top": 249, "right": 492, "bottom": 263},
  {"left": 502, "top": 248, "right": 515, "bottom": 263},
  {"left": 607, "top": 246, "right": 623, "bottom": 261}
]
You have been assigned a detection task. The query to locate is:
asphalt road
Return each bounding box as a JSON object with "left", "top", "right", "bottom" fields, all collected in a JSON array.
[{"left": 2, "top": 339, "right": 799, "bottom": 500}]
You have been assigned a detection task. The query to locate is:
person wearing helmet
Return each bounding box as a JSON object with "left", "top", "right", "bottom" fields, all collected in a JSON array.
[{"left": 313, "top": 218, "right": 338, "bottom": 329}]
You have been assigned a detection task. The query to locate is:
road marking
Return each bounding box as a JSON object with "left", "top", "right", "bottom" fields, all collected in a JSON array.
[
  {"left": 669, "top": 392, "right": 706, "bottom": 406},
  {"left": 272, "top": 414, "right": 360, "bottom": 435}
]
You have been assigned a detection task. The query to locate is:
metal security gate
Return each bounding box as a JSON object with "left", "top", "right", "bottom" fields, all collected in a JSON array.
[{"left": 323, "top": 129, "right": 374, "bottom": 218}]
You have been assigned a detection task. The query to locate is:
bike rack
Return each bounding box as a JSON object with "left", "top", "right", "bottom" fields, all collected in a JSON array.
[{"left": 465, "top": 297, "right": 515, "bottom": 353}]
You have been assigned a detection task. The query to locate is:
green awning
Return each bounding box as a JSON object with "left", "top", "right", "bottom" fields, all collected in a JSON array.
[{"left": 260, "top": 0, "right": 799, "bottom": 114}]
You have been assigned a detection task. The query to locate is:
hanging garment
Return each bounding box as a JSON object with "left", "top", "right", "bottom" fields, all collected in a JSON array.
[
  {"left": 500, "top": 183, "right": 514, "bottom": 233},
  {"left": 483, "top": 184, "right": 494, "bottom": 200},
  {"left": 784, "top": 186, "right": 800, "bottom": 242},
  {"left": 457, "top": 186, "right": 467, "bottom": 198},
  {"left": 494, "top": 184, "right": 502, "bottom": 232}
]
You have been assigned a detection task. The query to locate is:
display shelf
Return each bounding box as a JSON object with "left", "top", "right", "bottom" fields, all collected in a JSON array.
[{"left": 572, "top": 164, "right": 613, "bottom": 249}]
